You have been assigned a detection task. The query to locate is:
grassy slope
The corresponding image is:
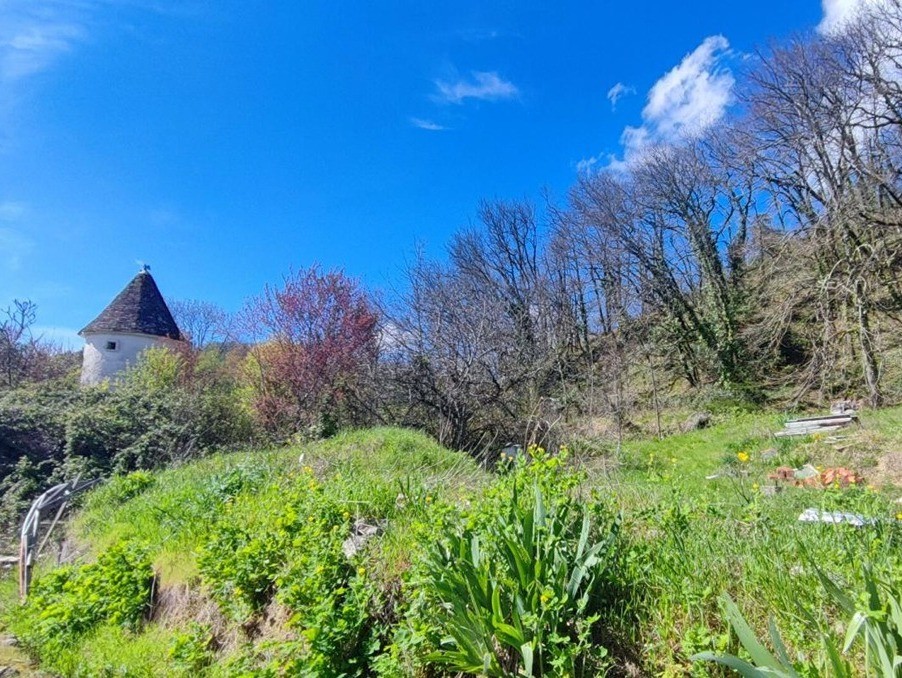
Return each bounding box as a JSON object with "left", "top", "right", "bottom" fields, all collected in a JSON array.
[
  {"left": 73, "top": 427, "right": 486, "bottom": 583},
  {"left": 1, "top": 412, "right": 900, "bottom": 676},
  {"left": 0, "top": 576, "right": 35, "bottom": 675},
  {"left": 594, "top": 407, "right": 902, "bottom": 673},
  {"left": 0, "top": 428, "right": 488, "bottom": 676}
]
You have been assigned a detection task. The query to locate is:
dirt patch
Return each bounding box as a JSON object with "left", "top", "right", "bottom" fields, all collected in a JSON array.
[
  {"left": 875, "top": 450, "right": 902, "bottom": 488},
  {"left": 246, "top": 600, "right": 296, "bottom": 644},
  {"left": 0, "top": 644, "right": 44, "bottom": 677},
  {"left": 151, "top": 583, "right": 241, "bottom": 654},
  {"left": 151, "top": 584, "right": 300, "bottom": 654}
]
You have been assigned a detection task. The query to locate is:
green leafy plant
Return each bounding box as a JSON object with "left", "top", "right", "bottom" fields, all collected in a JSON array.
[
  {"left": 693, "top": 566, "right": 902, "bottom": 677},
  {"left": 103, "top": 469, "right": 156, "bottom": 504},
  {"left": 818, "top": 566, "right": 902, "bottom": 677},
  {"left": 10, "top": 540, "right": 153, "bottom": 662},
  {"left": 169, "top": 622, "right": 215, "bottom": 672},
  {"left": 424, "top": 481, "right": 620, "bottom": 677}
]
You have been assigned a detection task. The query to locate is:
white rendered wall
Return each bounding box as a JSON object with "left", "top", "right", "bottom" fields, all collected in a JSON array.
[{"left": 80, "top": 333, "right": 165, "bottom": 386}]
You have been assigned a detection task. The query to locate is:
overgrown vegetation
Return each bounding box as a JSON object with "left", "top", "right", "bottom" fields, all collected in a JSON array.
[
  {"left": 1, "top": 426, "right": 899, "bottom": 676},
  {"left": 0, "top": 345, "right": 256, "bottom": 544},
  {"left": 2, "top": 4, "right": 902, "bottom": 676}
]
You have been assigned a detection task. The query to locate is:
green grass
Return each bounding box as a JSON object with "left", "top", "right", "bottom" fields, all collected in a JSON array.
[
  {"left": 619, "top": 410, "right": 783, "bottom": 478},
  {"left": 72, "top": 427, "right": 486, "bottom": 585},
  {"left": 47, "top": 624, "right": 183, "bottom": 677},
  {"left": 580, "top": 407, "right": 902, "bottom": 673},
  {"left": 2, "top": 417, "right": 900, "bottom": 677}
]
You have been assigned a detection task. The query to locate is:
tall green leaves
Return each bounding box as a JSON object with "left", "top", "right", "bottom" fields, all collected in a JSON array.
[
  {"left": 693, "top": 566, "right": 902, "bottom": 677},
  {"left": 424, "top": 480, "right": 620, "bottom": 677}
]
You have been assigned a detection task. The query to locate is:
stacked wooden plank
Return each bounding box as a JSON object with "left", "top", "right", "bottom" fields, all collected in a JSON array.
[{"left": 775, "top": 413, "right": 859, "bottom": 437}]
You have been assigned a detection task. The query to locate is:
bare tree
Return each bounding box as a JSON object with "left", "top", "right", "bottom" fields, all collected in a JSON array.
[
  {"left": 170, "top": 299, "right": 233, "bottom": 349},
  {"left": 567, "top": 139, "right": 754, "bottom": 389},
  {"left": 743, "top": 19, "right": 902, "bottom": 406},
  {"left": 386, "top": 201, "right": 573, "bottom": 452},
  {"left": 0, "top": 300, "right": 37, "bottom": 388}
]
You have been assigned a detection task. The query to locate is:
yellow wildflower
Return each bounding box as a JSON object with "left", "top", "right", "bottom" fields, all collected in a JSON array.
[{"left": 737, "top": 451, "right": 750, "bottom": 463}]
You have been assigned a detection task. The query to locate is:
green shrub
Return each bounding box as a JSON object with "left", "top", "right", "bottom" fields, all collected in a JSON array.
[
  {"left": 197, "top": 466, "right": 383, "bottom": 675},
  {"left": 425, "top": 485, "right": 618, "bottom": 676},
  {"left": 382, "top": 446, "right": 624, "bottom": 677},
  {"left": 169, "top": 622, "right": 216, "bottom": 672},
  {"left": 275, "top": 527, "right": 380, "bottom": 676},
  {"left": 103, "top": 470, "right": 156, "bottom": 505},
  {"left": 10, "top": 540, "right": 153, "bottom": 663}
]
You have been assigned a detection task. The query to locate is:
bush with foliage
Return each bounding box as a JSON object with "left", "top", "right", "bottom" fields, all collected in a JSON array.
[
  {"left": 9, "top": 540, "right": 153, "bottom": 667},
  {"left": 239, "top": 265, "right": 380, "bottom": 438},
  {"left": 0, "top": 345, "right": 258, "bottom": 543},
  {"left": 197, "top": 465, "right": 382, "bottom": 675},
  {"left": 376, "top": 446, "right": 627, "bottom": 677}
]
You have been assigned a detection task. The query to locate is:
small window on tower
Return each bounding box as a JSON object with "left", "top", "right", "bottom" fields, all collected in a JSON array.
[{"left": 105, "top": 341, "right": 118, "bottom": 351}]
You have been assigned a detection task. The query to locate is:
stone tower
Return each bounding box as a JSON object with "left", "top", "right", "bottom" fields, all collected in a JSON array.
[{"left": 79, "top": 268, "right": 182, "bottom": 385}]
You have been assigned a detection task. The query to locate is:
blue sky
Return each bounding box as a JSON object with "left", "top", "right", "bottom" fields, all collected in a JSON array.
[{"left": 0, "top": 0, "right": 865, "bottom": 347}]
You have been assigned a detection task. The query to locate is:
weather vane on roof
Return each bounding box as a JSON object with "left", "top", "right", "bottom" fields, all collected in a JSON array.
[{"left": 136, "top": 260, "right": 151, "bottom": 273}]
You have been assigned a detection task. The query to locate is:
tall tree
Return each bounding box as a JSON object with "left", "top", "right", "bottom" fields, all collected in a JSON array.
[
  {"left": 0, "top": 300, "right": 37, "bottom": 389},
  {"left": 241, "top": 267, "right": 379, "bottom": 436},
  {"left": 745, "top": 16, "right": 902, "bottom": 405}
]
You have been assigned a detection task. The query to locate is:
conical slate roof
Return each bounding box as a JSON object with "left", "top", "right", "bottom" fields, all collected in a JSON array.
[{"left": 80, "top": 270, "right": 182, "bottom": 340}]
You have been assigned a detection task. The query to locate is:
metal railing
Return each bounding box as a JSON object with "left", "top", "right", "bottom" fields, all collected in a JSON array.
[{"left": 18, "top": 477, "right": 100, "bottom": 600}]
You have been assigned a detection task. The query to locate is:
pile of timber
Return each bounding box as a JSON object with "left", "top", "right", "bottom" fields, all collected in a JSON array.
[{"left": 775, "top": 412, "right": 859, "bottom": 438}]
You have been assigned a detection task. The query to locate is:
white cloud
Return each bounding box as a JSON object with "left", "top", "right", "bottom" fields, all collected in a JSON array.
[
  {"left": 410, "top": 117, "right": 448, "bottom": 131},
  {"left": 433, "top": 71, "right": 519, "bottom": 105},
  {"left": 616, "top": 35, "right": 735, "bottom": 165},
  {"left": 606, "top": 82, "right": 635, "bottom": 110},
  {"left": 818, "top": 0, "right": 882, "bottom": 34},
  {"left": 0, "top": 201, "right": 27, "bottom": 220},
  {"left": 576, "top": 156, "right": 602, "bottom": 174},
  {"left": 0, "top": 1, "right": 198, "bottom": 96}
]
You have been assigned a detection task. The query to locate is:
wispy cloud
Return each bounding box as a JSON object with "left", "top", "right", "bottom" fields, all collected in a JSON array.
[
  {"left": 0, "top": 3, "right": 87, "bottom": 87},
  {"left": 606, "top": 82, "right": 635, "bottom": 111},
  {"left": 818, "top": 0, "right": 882, "bottom": 34},
  {"left": 617, "top": 35, "right": 734, "bottom": 165},
  {"left": 457, "top": 28, "right": 502, "bottom": 42},
  {"left": 410, "top": 117, "right": 448, "bottom": 131},
  {"left": 433, "top": 71, "right": 519, "bottom": 105},
  {"left": 0, "top": 227, "right": 33, "bottom": 271},
  {"left": 0, "top": 1, "right": 200, "bottom": 96},
  {"left": 575, "top": 156, "right": 601, "bottom": 174},
  {"left": 0, "top": 200, "right": 28, "bottom": 221}
]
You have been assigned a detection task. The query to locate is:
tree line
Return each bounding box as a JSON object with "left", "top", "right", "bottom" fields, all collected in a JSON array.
[
  {"left": 377, "top": 3, "right": 902, "bottom": 449},
  {"left": 3, "top": 2, "right": 902, "bottom": 460}
]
